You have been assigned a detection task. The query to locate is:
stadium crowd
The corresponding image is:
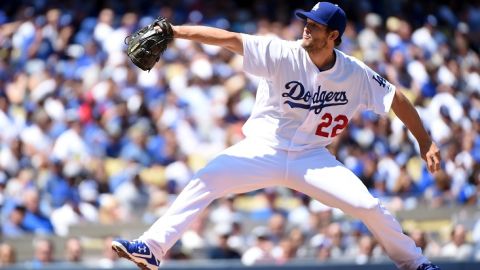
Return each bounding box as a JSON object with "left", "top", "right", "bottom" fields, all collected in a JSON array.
[{"left": 0, "top": 0, "right": 479, "bottom": 268}]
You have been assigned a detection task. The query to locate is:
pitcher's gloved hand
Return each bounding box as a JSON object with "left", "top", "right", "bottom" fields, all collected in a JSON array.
[{"left": 125, "top": 17, "right": 174, "bottom": 71}]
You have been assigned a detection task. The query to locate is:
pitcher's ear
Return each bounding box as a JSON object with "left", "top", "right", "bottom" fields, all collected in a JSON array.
[{"left": 329, "top": 30, "right": 339, "bottom": 42}]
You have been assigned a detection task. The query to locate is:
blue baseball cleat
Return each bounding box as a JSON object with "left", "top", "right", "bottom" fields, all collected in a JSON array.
[
  {"left": 417, "top": 263, "right": 440, "bottom": 270},
  {"left": 112, "top": 239, "right": 160, "bottom": 270}
]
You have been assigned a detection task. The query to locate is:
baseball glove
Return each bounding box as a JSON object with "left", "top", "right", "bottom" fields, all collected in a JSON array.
[{"left": 125, "top": 17, "right": 174, "bottom": 71}]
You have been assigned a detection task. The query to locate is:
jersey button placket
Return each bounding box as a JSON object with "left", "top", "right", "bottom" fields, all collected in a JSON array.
[
  {"left": 303, "top": 75, "right": 323, "bottom": 131},
  {"left": 296, "top": 85, "right": 315, "bottom": 135}
]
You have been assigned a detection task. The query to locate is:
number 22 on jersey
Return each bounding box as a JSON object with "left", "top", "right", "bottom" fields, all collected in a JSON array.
[{"left": 315, "top": 113, "right": 348, "bottom": 138}]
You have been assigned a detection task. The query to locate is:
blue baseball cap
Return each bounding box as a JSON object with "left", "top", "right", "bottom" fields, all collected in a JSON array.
[{"left": 295, "top": 2, "right": 347, "bottom": 37}]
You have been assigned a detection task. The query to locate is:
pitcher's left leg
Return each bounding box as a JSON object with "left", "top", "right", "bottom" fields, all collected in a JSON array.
[{"left": 284, "top": 148, "right": 429, "bottom": 270}]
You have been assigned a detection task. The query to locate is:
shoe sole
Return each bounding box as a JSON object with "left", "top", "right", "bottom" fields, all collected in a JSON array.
[{"left": 111, "top": 242, "right": 158, "bottom": 270}]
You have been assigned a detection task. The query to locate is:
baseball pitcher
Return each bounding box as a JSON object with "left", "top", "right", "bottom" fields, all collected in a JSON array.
[{"left": 113, "top": 2, "right": 441, "bottom": 270}]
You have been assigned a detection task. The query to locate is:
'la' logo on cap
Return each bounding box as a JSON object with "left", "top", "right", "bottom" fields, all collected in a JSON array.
[{"left": 312, "top": 3, "right": 320, "bottom": 11}]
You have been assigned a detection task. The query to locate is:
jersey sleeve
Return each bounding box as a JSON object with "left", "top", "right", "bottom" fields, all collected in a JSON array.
[
  {"left": 242, "top": 34, "right": 285, "bottom": 79},
  {"left": 363, "top": 66, "right": 396, "bottom": 115}
]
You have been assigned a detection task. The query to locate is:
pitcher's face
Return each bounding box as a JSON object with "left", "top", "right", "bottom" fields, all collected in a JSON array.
[{"left": 301, "top": 19, "right": 334, "bottom": 53}]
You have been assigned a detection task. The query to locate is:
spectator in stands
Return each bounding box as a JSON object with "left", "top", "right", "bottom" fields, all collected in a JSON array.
[
  {"left": 424, "top": 171, "right": 454, "bottom": 208},
  {"left": 98, "top": 194, "right": 126, "bottom": 225},
  {"left": 325, "top": 222, "right": 346, "bottom": 259},
  {"left": 44, "top": 159, "right": 75, "bottom": 209},
  {"left": 1, "top": 204, "right": 27, "bottom": 238},
  {"left": 355, "top": 235, "right": 376, "bottom": 265},
  {"left": 357, "top": 13, "right": 384, "bottom": 64},
  {"left": 113, "top": 168, "right": 149, "bottom": 218},
  {"left": 21, "top": 188, "right": 54, "bottom": 235},
  {"left": 209, "top": 195, "right": 242, "bottom": 226},
  {"left": 3, "top": 168, "right": 35, "bottom": 208},
  {"left": 440, "top": 224, "right": 474, "bottom": 260},
  {"left": 119, "top": 125, "right": 153, "bottom": 167},
  {"left": 473, "top": 218, "right": 480, "bottom": 260},
  {"left": 267, "top": 212, "right": 287, "bottom": 245},
  {"left": 315, "top": 242, "right": 332, "bottom": 262},
  {"left": 225, "top": 221, "right": 247, "bottom": 254},
  {"left": 343, "top": 222, "right": 370, "bottom": 259},
  {"left": 392, "top": 165, "right": 421, "bottom": 199},
  {"left": 0, "top": 93, "right": 18, "bottom": 145},
  {"left": 52, "top": 110, "right": 91, "bottom": 164},
  {"left": 249, "top": 190, "right": 286, "bottom": 221},
  {"left": 98, "top": 236, "right": 119, "bottom": 268},
  {"left": 0, "top": 243, "right": 16, "bottom": 267},
  {"left": 272, "top": 236, "right": 298, "bottom": 264},
  {"left": 207, "top": 224, "right": 241, "bottom": 260},
  {"left": 0, "top": 172, "right": 5, "bottom": 209},
  {"left": 308, "top": 203, "right": 339, "bottom": 257},
  {"left": 179, "top": 211, "right": 209, "bottom": 258},
  {"left": 142, "top": 189, "right": 169, "bottom": 224},
  {"left": 93, "top": 8, "right": 114, "bottom": 49},
  {"left": 411, "top": 15, "right": 443, "bottom": 58},
  {"left": 288, "top": 227, "right": 308, "bottom": 258},
  {"left": 287, "top": 195, "right": 311, "bottom": 231},
  {"left": 369, "top": 171, "right": 392, "bottom": 202},
  {"left": 241, "top": 226, "right": 275, "bottom": 266},
  {"left": 386, "top": 49, "right": 413, "bottom": 91},
  {"left": 30, "top": 238, "right": 55, "bottom": 268},
  {"left": 409, "top": 229, "right": 441, "bottom": 258},
  {"left": 50, "top": 192, "right": 98, "bottom": 236},
  {"left": 64, "top": 237, "right": 83, "bottom": 263},
  {"left": 19, "top": 108, "right": 53, "bottom": 163}
]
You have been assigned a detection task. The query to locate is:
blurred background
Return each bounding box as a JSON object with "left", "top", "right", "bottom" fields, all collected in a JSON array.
[{"left": 0, "top": 0, "right": 479, "bottom": 269}]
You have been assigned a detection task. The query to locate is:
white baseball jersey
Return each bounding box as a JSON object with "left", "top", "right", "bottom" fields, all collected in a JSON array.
[{"left": 241, "top": 34, "right": 396, "bottom": 151}]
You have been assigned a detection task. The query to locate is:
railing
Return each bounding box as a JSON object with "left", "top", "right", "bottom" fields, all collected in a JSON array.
[{"left": 3, "top": 259, "right": 480, "bottom": 270}]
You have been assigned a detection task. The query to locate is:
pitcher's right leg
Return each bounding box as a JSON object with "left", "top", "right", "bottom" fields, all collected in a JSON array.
[{"left": 115, "top": 138, "right": 285, "bottom": 265}]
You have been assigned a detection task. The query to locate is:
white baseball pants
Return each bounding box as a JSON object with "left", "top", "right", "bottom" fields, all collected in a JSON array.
[{"left": 139, "top": 138, "right": 429, "bottom": 270}]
